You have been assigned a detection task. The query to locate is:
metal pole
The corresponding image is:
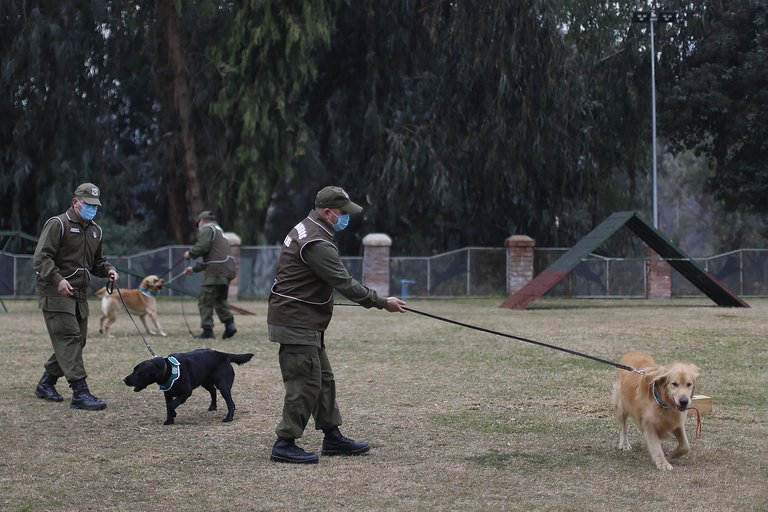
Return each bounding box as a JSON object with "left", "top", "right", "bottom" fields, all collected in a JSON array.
[{"left": 650, "top": 12, "right": 659, "bottom": 228}]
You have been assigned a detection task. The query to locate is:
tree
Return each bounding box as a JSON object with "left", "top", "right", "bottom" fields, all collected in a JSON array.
[
  {"left": 292, "top": 1, "right": 597, "bottom": 254},
  {"left": 210, "top": 0, "right": 342, "bottom": 243},
  {"left": 155, "top": 0, "right": 205, "bottom": 243},
  {"left": 661, "top": 0, "right": 768, "bottom": 215}
]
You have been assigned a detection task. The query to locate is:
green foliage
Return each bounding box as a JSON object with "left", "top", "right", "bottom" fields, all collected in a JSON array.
[
  {"left": 2, "top": 0, "right": 767, "bottom": 255},
  {"left": 294, "top": 1, "right": 601, "bottom": 254},
  {"left": 661, "top": 0, "right": 768, "bottom": 214},
  {"left": 97, "top": 215, "right": 154, "bottom": 255},
  {"left": 210, "top": 0, "right": 342, "bottom": 243}
]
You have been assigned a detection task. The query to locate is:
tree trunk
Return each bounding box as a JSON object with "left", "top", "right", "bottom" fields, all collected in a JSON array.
[{"left": 155, "top": 0, "right": 204, "bottom": 243}]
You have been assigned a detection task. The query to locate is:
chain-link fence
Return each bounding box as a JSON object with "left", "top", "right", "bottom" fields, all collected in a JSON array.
[{"left": 3, "top": 246, "right": 768, "bottom": 299}]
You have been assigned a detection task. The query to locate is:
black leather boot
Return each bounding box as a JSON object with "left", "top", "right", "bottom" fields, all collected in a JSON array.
[
  {"left": 322, "top": 427, "right": 370, "bottom": 456},
  {"left": 69, "top": 379, "right": 107, "bottom": 411},
  {"left": 194, "top": 327, "right": 215, "bottom": 339},
  {"left": 270, "top": 438, "right": 319, "bottom": 464},
  {"left": 222, "top": 319, "right": 237, "bottom": 339},
  {"left": 35, "top": 372, "right": 64, "bottom": 402}
]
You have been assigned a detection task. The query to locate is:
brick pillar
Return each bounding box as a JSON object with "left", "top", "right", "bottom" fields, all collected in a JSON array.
[
  {"left": 362, "top": 233, "right": 391, "bottom": 297},
  {"left": 505, "top": 235, "right": 535, "bottom": 295},
  {"left": 646, "top": 248, "right": 671, "bottom": 299},
  {"left": 223, "top": 232, "right": 241, "bottom": 301}
]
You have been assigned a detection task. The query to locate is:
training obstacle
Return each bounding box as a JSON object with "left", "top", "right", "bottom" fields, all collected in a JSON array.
[{"left": 500, "top": 211, "right": 749, "bottom": 310}]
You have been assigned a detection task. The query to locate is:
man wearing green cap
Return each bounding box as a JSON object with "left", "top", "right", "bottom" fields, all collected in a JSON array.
[
  {"left": 183, "top": 210, "right": 237, "bottom": 339},
  {"left": 33, "top": 182, "right": 118, "bottom": 411},
  {"left": 268, "top": 185, "right": 407, "bottom": 464}
]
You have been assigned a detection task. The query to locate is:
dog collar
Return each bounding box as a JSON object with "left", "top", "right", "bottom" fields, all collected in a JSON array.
[
  {"left": 140, "top": 288, "right": 157, "bottom": 298},
  {"left": 158, "top": 356, "right": 181, "bottom": 392},
  {"left": 652, "top": 382, "right": 669, "bottom": 409}
]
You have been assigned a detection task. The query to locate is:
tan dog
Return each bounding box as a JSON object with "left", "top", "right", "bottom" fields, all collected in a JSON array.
[
  {"left": 96, "top": 275, "right": 166, "bottom": 338},
  {"left": 614, "top": 351, "right": 700, "bottom": 470}
]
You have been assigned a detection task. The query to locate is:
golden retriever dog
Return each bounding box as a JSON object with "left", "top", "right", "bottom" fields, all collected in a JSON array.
[
  {"left": 613, "top": 351, "right": 700, "bottom": 470},
  {"left": 95, "top": 275, "right": 166, "bottom": 338}
]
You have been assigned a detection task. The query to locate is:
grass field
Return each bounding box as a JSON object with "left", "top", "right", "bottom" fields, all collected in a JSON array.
[{"left": 1, "top": 296, "right": 767, "bottom": 511}]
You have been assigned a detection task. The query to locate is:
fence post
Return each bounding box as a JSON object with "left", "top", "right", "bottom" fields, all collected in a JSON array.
[
  {"left": 363, "top": 233, "right": 391, "bottom": 297},
  {"left": 645, "top": 248, "right": 671, "bottom": 299},
  {"left": 224, "top": 232, "right": 242, "bottom": 301},
  {"left": 505, "top": 235, "right": 535, "bottom": 295}
]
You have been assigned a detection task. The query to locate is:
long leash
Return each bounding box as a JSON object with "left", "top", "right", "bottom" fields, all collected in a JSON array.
[
  {"left": 106, "top": 281, "right": 158, "bottom": 358},
  {"left": 179, "top": 284, "right": 197, "bottom": 338},
  {"left": 160, "top": 258, "right": 187, "bottom": 279},
  {"left": 337, "top": 303, "right": 644, "bottom": 374},
  {"left": 168, "top": 270, "right": 198, "bottom": 338},
  {"left": 338, "top": 303, "right": 707, "bottom": 435}
]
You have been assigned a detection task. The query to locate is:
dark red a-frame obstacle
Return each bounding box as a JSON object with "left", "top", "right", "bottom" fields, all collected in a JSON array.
[{"left": 500, "top": 211, "right": 749, "bottom": 310}]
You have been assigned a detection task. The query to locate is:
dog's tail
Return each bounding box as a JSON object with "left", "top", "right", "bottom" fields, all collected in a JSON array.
[
  {"left": 94, "top": 286, "right": 108, "bottom": 298},
  {"left": 227, "top": 353, "right": 254, "bottom": 365}
]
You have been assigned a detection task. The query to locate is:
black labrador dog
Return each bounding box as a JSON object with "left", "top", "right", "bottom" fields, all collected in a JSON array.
[{"left": 123, "top": 349, "right": 254, "bottom": 425}]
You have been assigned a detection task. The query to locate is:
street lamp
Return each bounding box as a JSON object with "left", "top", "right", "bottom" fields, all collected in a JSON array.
[{"left": 632, "top": 8, "right": 677, "bottom": 229}]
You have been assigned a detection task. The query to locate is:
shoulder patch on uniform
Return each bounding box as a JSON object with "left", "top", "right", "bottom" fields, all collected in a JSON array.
[
  {"left": 70, "top": 227, "right": 81, "bottom": 233},
  {"left": 283, "top": 235, "right": 293, "bottom": 248},
  {"left": 295, "top": 222, "right": 307, "bottom": 240}
]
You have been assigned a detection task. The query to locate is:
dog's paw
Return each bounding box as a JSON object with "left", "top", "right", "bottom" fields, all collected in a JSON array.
[
  {"left": 222, "top": 416, "right": 234, "bottom": 423},
  {"left": 657, "top": 461, "right": 674, "bottom": 471},
  {"left": 618, "top": 442, "right": 632, "bottom": 451},
  {"left": 669, "top": 446, "right": 689, "bottom": 459},
  {"left": 159, "top": 332, "right": 167, "bottom": 337},
  {"left": 163, "top": 418, "right": 175, "bottom": 426},
  {"left": 208, "top": 405, "right": 217, "bottom": 412}
]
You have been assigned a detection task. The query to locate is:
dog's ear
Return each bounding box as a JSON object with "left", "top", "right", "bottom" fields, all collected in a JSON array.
[
  {"left": 643, "top": 365, "right": 668, "bottom": 385},
  {"left": 686, "top": 364, "right": 701, "bottom": 380}
]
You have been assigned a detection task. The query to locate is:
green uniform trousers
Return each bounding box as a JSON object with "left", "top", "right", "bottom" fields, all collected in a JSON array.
[
  {"left": 275, "top": 343, "right": 343, "bottom": 439},
  {"left": 41, "top": 307, "right": 88, "bottom": 382},
  {"left": 198, "top": 283, "right": 233, "bottom": 328}
]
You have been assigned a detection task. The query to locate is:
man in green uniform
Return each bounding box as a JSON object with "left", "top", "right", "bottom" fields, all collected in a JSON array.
[
  {"left": 268, "top": 186, "right": 406, "bottom": 464},
  {"left": 183, "top": 211, "right": 237, "bottom": 339},
  {"left": 33, "top": 182, "right": 118, "bottom": 411}
]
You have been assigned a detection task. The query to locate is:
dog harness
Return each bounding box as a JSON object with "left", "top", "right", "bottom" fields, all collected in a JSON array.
[{"left": 158, "top": 356, "right": 181, "bottom": 392}]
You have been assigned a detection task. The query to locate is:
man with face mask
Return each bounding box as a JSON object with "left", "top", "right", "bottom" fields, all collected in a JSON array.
[
  {"left": 32, "top": 182, "right": 118, "bottom": 411},
  {"left": 267, "top": 186, "right": 407, "bottom": 464}
]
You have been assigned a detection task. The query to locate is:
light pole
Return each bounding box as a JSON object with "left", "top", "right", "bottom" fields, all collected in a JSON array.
[{"left": 632, "top": 9, "right": 677, "bottom": 229}]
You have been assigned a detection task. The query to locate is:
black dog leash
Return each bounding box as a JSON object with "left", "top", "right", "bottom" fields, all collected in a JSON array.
[
  {"left": 336, "top": 303, "right": 644, "bottom": 374},
  {"left": 106, "top": 281, "right": 158, "bottom": 357},
  {"left": 171, "top": 272, "right": 198, "bottom": 339}
]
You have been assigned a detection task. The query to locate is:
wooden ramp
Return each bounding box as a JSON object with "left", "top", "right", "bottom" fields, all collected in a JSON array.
[{"left": 500, "top": 211, "right": 749, "bottom": 310}]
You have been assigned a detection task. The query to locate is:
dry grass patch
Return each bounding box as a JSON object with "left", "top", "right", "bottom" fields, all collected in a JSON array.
[{"left": 1, "top": 297, "right": 767, "bottom": 511}]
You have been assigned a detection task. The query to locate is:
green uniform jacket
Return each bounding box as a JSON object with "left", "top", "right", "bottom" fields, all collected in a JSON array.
[
  {"left": 33, "top": 208, "right": 114, "bottom": 313},
  {"left": 188, "top": 223, "right": 236, "bottom": 285},
  {"left": 268, "top": 210, "right": 386, "bottom": 340}
]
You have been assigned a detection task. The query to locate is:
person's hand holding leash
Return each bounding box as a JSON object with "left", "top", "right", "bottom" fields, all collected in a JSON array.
[
  {"left": 183, "top": 266, "right": 194, "bottom": 276},
  {"left": 384, "top": 296, "right": 406, "bottom": 313},
  {"left": 57, "top": 279, "right": 74, "bottom": 297},
  {"left": 108, "top": 269, "right": 119, "bottom": 282}
]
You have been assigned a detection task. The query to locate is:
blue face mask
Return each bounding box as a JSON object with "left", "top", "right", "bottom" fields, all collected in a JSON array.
[
  {"left": 79, "top": 203, "right": 98, "bottom": 221},
  {"left": 331, "top": 212, "right": 350, "bottom": 232}
]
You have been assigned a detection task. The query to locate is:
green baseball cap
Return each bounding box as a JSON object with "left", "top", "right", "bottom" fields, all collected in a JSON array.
[
  {"left": 74, "top": 183, "right": 102, "bottom": 206},
  {"left": 315, "top": 186, "right": 362, "bottom": 214}
]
